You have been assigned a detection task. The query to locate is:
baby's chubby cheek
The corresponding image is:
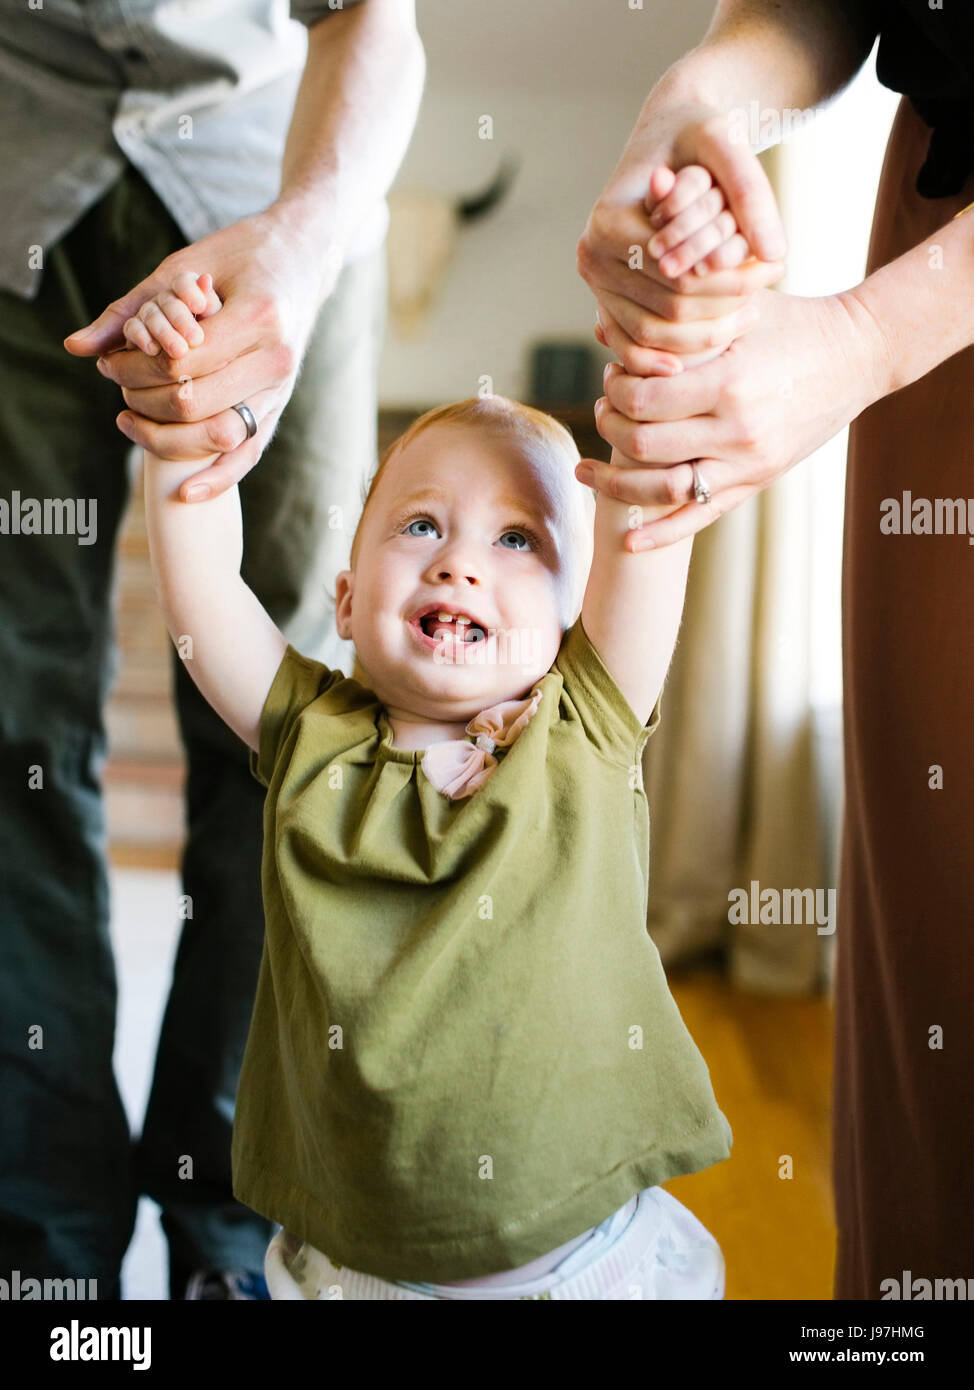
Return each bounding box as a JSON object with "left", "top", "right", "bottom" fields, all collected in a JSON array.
[{"left": 499, "top": 604, "right": 562, "bottom": 680}]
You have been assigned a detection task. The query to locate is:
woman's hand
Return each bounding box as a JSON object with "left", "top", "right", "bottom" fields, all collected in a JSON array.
[
  {"left": 578, "top": 95, "right": 787, "bottom": 374},
  {"left": 594, "top": 163, "right": 766, "bottom": 372},
  {"left": 575, "top": 288, "right": 892, "bottom": 550}
]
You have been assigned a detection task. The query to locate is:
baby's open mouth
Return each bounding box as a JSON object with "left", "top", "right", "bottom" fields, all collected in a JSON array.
[{"left": 419, "top": 612, "right": 486, "bottom": 643}]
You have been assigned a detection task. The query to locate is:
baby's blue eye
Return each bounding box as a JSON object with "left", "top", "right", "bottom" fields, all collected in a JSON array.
[
  {"left": 498, "top": 530, "right": 531, "bottom": 551},
  {"left": 401, "top": 517, "right": 534, "bottom": 549}
]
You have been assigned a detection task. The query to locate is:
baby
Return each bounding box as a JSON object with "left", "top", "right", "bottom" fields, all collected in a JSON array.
[{"left": 137, "top": 167, "right": 754, "bottom": 1300}]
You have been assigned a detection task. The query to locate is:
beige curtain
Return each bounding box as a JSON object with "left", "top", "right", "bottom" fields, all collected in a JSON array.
[{"left": 643, "top": 144, "right": 835, "bottom": 996}]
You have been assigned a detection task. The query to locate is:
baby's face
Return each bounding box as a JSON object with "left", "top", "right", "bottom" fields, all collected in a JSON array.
[{"left": 335, "top": 424, "right": 572, "bottom": 724}]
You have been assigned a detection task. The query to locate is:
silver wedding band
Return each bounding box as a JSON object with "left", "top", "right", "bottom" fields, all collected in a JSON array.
[
  {"left": 232, "top": 402, "right": 258, "bottom": 441},
  {"left": 691, "top": 463, "right": 711, "bottom": 507}
]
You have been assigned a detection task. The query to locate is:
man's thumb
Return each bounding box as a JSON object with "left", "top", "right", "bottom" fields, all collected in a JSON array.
[
  {"left": 63, "top": 305, "right": 130, "bottom": 356},
  {"left": 63, "top": 278, "right": 158, "bottom": 355}
]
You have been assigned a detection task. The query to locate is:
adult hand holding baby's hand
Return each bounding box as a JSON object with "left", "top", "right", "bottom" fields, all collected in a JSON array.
[
  {"left": 63, "top": 209, "right": 339, "bottom": 500},
  {"left": 594, "top": 163, "right": 765, "bottom": 373},
  {"left": 577, "top": 288, "right": 889, "bottom": 550},
  {"left": 578, "top": 96, "right": 786, "bottom": 376},
  {"left": 119, "top": 270, "right": 223, "bottom": 360},
  {"left": 578, "top": 85, "right": 892, "bottom": 550}
]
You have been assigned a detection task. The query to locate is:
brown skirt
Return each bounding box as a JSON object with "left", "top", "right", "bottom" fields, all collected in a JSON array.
[{"left": 834, "top": 97, "right": 974, "bottom": 1299}]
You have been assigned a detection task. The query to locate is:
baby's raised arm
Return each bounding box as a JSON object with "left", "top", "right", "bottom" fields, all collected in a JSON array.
[
  {"left": 580, "top": 458, "right": 694, "bottom": 729},
  {"left": 140, "top": 273, "right": 287, "bottom": 753},
  {"left": 580, "top": 168, "right": 756, "bottom": 723},
  {"left": 145, "top": 451, "right": 287, "bottom": 754}
]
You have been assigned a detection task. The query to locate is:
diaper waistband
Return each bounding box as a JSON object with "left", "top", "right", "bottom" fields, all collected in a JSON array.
[{"left": 320, "top": 1187, "right": 690, "bottom": 1301}]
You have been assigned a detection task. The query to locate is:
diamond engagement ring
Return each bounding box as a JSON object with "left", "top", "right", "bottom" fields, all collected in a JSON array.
[
  {"left": 232, "top": 402, "right": 258, "bottom": 441},
  {"left": 691, "top": 463, "right": 711, "bottom": 506}
]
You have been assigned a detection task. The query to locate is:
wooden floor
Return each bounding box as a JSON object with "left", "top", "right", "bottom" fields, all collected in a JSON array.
[{"left": 662, "top": 964, "right": 836, "bottom": 1300}]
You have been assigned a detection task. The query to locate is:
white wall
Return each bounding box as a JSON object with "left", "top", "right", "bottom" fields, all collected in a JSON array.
[
  {"left": 772, "top": 56, "right": 900, "bottom": 710},
  {"left": 379, "top": 0, "right": 718, "bottom": 406}
]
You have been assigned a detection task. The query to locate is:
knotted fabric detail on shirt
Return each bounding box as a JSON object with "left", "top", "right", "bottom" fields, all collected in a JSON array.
[{"left": 420, "top": 685, "right": 544, "bottom": 799}]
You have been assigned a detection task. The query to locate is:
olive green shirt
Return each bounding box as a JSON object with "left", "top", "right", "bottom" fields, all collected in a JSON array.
[{"left": 232, "top": 615, "right": 732, "bottom": 1282}]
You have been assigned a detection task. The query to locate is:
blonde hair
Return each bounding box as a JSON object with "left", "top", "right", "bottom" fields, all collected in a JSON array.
[{"left": 346, "top": 395, "right": 596, "bottom": 681}]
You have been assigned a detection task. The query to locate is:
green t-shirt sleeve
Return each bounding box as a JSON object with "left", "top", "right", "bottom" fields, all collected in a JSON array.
[
  {"left": 250, "top": 644, "right": 345, "bottom": 788},
  {"left": 554, "top": 615, "right": 662, "bottom": 765}
]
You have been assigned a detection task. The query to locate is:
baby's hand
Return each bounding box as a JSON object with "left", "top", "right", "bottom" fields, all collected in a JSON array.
[
  {"left": 646, "top": 166, "right": 752, "bottom": 281},
  {"left": 121, "top": 271, "right": 223, "bottom": 359}
]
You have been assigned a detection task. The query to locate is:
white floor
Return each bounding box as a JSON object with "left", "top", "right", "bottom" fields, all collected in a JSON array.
[{"left": 109, "top": 866, "right": 183, "bottom": 1301}]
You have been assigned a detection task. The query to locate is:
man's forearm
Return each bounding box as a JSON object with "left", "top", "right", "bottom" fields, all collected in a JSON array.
[
  {"left": 844, "top": 205, "right": 974, "bottom": 405},
  {"left": 270, "top": 1, "right": 425, "bottom": 261},
  {"left": 657, "top": 0, "right": 879, "bottom": 124}
]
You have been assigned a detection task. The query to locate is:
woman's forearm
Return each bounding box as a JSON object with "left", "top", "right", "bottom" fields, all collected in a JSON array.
[
  {"left": 658, "top": 0, "right": 879, "bottom": 122},
  {"left": 844, "top": 205, "right": 974, "bottom": 402}
]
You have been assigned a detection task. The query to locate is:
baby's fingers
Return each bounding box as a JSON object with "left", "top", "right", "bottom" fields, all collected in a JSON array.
[
  {"left": 658, "top": 209, "right": 741, "bottom": 279},
  {"left": 171, "top": 270, "right": 222, "bottom": 319},
  {"left": 693, "top": 234, "right": 752, "bottom": 276},
  {"left": 193, "top": 272, "right": 223, "bottom": 318},
  {"left": 153, "top": 289, "right": 205, "bottom": 351},
  {"left": 646, "top": 166, "right": 748, "bottom": 278},
  {"left": 645, "top": 166, "right": 677, "bottom": 217},
  {"left": 118, "top": 270, "right": 223, "bottom": 359},
  {"left": 648, "top": 165, "right": 713, "bottom": 229},
  {"left": 122, "top": 312, "right": 161, "bottom": 355},
  {"left": 169, "top": 270, "right": 209, "bottom": 314},
  {"left": 121, "top": 297, "right": 196, "bottom": 358}
]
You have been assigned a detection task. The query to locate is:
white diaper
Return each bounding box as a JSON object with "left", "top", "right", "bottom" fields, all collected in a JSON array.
[{"left": 264, "top": 1186, "right": 725, "bottom": 1301}]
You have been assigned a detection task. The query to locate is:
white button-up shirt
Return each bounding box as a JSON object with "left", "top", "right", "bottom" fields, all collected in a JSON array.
[{"left": 0, "top": 0, "right": 387, "bottom": 299}]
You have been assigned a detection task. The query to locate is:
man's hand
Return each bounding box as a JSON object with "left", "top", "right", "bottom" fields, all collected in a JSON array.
[
  {"left": 575, "top": 289, "right": 891, "bottom": 550},
  {"left": 578, "top": 96, "right": 786, "bottom": 374},
  {"left": 64, "top": 209, "right": 338, "bottom": 500}
]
